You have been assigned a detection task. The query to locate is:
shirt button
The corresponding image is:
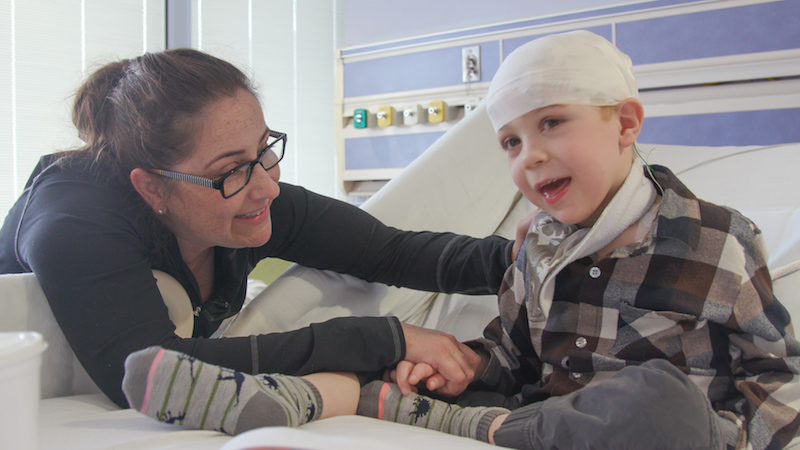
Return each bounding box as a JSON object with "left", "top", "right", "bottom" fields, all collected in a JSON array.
[
  {"left": 589, "top": 267, "right": 601, "bottom": 278},
  {"left": 575, "top": 336, "right": 587, "bottom": 348}
]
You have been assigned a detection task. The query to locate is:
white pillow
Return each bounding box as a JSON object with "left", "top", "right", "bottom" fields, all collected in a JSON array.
[
  {"left": 0, "top": 273, "right": 99, "bottom": 399},
  {"left": 741, "top": 207, "right": 800, "bottom": 272},
  {"left": 0, "top": 270, "right": 194, "bottom": 399}
]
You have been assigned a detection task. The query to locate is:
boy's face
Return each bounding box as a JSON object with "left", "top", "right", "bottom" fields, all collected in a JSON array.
[{"left": 497, "top": 104, "right": 634, "bottom": 228}]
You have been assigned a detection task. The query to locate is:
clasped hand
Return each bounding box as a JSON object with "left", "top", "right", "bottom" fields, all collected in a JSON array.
[{"left": 396, "top": 323, "right": 482, "bottom": 397}]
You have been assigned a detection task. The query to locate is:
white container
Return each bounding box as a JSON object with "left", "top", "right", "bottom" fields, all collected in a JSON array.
[{"left": 0, "top": 332, "right": 48, "bottom": 450}]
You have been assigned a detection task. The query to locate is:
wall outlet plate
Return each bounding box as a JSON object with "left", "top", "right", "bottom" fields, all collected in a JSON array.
[{"left": 462, "top": 45, "right": 480, "bottom": 83}]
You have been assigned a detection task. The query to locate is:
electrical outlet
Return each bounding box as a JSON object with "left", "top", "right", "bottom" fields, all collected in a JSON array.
[{"left": 462, "top": 46, "right": 480, "bottom": 83}]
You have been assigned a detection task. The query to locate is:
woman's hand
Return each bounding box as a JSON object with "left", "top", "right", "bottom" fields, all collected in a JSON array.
[{"left": 399, "top": 323, "right": 481, "bottom": 397}]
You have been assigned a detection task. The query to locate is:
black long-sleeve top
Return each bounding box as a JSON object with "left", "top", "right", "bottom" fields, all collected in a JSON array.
[{"left": 0, "top": 155, "right": 512, "bottom": 407}]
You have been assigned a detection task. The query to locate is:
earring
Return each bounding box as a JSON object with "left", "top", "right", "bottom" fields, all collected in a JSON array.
[{"left": 157, "top": 209, "right": 164, "bottom": 215}]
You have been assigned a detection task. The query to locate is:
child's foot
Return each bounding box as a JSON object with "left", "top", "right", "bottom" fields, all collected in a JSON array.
[
  {"left": 357, "top": 380, "right": 509, "bottom": 442},
  {"left": 122, "top": 346, "right": 322, "bottom": 435}
]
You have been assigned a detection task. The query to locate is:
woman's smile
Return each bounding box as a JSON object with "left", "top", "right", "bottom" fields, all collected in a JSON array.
[{"left": 235, "top": 204, "right": 269, "bottom": 222}]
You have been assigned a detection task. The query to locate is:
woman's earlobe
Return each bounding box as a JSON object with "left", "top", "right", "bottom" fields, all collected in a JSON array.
[{"left": 130, "top": 168, "right": 167, "bottom": 213}]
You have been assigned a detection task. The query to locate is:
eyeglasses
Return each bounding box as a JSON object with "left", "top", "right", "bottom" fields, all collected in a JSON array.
[{"left": 152, "top": 130, "right": 286, "bottom": 199}]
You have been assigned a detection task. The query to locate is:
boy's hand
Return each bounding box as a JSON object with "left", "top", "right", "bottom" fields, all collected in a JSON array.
[
  {"left": 400, "top": 323, "right": 480, "bottom": 397},
  {"left": 387, "top": 361, "right": 440, "bottom": 395}
]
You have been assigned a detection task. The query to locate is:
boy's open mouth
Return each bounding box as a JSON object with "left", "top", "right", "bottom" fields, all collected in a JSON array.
[{"left": 538, "top": 178, "right": 571, "bottom": 203}]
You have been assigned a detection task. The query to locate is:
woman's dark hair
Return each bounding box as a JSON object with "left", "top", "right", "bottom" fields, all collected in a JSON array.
[{"left": 66, "top": 48, "right": 257, "bottom": 183}]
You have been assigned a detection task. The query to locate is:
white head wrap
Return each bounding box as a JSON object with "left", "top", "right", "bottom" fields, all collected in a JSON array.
[{"left": 486, "top": 30, "right": 639, "bottom": 132}]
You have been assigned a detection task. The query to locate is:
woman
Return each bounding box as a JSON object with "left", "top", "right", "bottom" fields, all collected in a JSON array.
[{"left": 0, "top": 49, "right": 511, "bottom": 427}]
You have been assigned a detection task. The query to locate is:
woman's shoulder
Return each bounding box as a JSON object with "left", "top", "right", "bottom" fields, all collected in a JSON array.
[
  {"left": 1, "top": 154, "right": 154, "bottom": 272},
  {"left": 14, "top": 154, "right": 149, "bottom": 240},
  {"left": 36, "top": 165, "right": 130, "bottom": 211}
]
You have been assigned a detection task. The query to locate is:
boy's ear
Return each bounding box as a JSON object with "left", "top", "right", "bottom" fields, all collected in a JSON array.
[
  {"left": 617, "top": 98, "right": 644, "bottom": 147},
  {"left": 130, "top": 168, "right": 169, "bottom": 213}
]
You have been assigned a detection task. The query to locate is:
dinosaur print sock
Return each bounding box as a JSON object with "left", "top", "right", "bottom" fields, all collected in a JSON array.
[
  {"left": 122, "top": 346, "right": 322, "bottom": 435},
  {"left": 356, "top": 380, "right": 509, "bottom": 442}
]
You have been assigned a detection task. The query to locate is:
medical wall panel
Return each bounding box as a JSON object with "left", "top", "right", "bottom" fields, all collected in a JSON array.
[{"left": 345, "top": 132, "right": 445, "bottom": 171}]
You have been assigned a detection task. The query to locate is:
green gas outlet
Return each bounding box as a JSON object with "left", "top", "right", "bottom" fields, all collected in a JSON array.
[{"left": 353, "top": 108, "right": 368, "bottom": 128}]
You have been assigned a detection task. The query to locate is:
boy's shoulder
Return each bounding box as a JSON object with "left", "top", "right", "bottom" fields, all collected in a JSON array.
[
  {"left": 653, "top": 166, "right": 762, "bottom": 258},
  {"left": 653, "top": 165, "right": 755, "bottom": 229}
]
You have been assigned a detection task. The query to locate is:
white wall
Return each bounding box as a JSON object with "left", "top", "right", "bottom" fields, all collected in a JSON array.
[
  {"left": 0, "top": 0, "right": 165, "bottom": 223},
  {"left": 0, "top": 0, "right": 346, "bottom": 226},
  {"left": 343, "top": 0, "right": 642, "bottom": 47},
  {"left": 184, "top": 0, "right": 344, "bottom": 199}
]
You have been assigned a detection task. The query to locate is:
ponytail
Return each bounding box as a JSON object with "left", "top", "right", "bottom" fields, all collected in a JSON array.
[{"left": 63, "top": 49, "right": 257, "bottom": 185}]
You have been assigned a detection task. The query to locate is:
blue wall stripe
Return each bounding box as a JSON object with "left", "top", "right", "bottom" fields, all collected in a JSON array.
[
  {"left": 345, "top": 132, "right": 446, "bottom": 170},
  {"left": 618, "top": 0, "right": 800, "bottom": 65},
  {"left": 639, "top": 108, "right": 800, "bottom": 146},
  {"left": 344, "top": 2, "right": 799, "bottom": 98},
  {"left": 344, "top": 42, "right": 500, "bottom": 97},
  {"left": 341, "top": 0, "right": 706, "bottom": 58},
  {"left": 502, "top": 25, "right": 612, "bottom": 59}
]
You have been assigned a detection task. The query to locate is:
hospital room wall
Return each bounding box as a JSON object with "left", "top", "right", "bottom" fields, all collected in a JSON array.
[
  {"left": 0, "top": 0, "right": 346, "bottom": 228},
  {"left": 338, "top": 0, "right": 800, "bottom": 196}
]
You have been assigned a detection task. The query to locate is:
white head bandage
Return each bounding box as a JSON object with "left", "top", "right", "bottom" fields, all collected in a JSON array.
[{"left": 486, "top": 30, "right": 639, "bottom": 132}]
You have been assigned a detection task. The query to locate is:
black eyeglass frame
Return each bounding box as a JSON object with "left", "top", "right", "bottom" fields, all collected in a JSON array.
[{"left": 151, "top": 130, "right": 286, "bottom": 199}]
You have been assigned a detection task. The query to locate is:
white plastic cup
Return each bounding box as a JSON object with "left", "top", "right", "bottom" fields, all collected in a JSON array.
[{"left": 0, "top": 332, "right": 48, "bottom": 450}]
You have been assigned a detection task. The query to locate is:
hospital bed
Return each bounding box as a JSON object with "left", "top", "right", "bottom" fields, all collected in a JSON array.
[{"left": 1, "top": 103, "right": 799, "bottom": 449}]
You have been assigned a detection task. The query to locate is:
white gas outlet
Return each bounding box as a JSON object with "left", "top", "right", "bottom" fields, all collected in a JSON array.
[{"left": 462, "top": 46, "right": 480, "bottom": 83}]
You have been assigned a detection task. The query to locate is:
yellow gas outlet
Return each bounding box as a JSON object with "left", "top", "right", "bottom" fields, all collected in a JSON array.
[
  {"left": 376, "top": 105, "right": 395, "bottom": 127},
  {"left": 427, "top": 100, "right": 446, "bottom": 123}
]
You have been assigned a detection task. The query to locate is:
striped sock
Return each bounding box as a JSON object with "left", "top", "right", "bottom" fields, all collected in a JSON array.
[
  {"left": 122, "top": 346, "right": 322, "bottom": 435},
  {"left": 356, "top": 380, "right": 508, "bottom": 442}
]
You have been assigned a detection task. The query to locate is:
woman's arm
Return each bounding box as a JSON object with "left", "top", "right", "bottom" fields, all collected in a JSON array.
[
  {"left": 14, "top": 175, "right": 406, "bottom": 407},
  {"left": 262, "top": 183, "right": 512, "bottom": 294}
]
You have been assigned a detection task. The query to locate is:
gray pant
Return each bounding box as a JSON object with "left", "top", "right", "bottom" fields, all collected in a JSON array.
[{"left": 492, "top": 360, "right": 736, "bottom": 449}]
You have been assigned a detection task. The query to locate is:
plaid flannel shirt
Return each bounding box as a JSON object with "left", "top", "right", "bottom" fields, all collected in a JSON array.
[{"left": 472, "top": 166, "right": 800, "bottom": 449}]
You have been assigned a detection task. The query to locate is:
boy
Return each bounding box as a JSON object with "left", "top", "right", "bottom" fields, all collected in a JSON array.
[{"left": 356, "top": 31, "right": 800, "bottom": 449}]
